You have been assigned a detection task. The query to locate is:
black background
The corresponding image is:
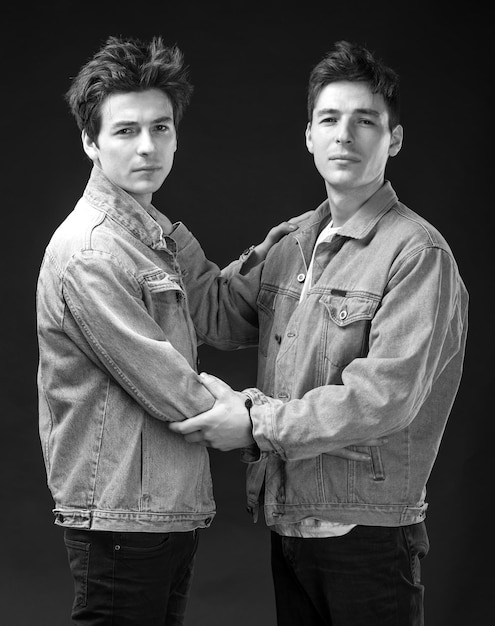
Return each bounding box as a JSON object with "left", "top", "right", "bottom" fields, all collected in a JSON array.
[{"left": 2, "top": 2, "right": 491, "bottom": 624}]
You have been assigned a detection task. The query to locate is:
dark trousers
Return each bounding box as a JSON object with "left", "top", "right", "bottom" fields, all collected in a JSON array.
[
  {"left": 64, "top": 528, "right": 198, "bottom": 625},
  {"left": 271, "top": 522, "right": 429, "bottom": 626}
]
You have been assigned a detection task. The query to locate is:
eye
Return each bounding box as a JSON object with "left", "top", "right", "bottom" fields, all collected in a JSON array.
[
  {"left": 116, "top": 127, "right": 134, "bottom": 135},
  {"left": 155, "top": 124, "right": 171, "bottom": 133},
  {"left": 320, "top": 116, "right": 337, "bottom": 124}
]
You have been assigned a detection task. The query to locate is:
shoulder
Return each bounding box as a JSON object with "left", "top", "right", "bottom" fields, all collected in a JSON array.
[{"left": 382, "top": 201, "right": 455, "bottom": 257}]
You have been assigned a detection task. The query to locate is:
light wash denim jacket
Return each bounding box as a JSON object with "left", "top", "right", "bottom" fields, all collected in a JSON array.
[
  {"left": 174, "top": 182, "right": 469, "bottom": 527},
  {"left": 36, "top": 166, "right": 217, "bottom": 532}
]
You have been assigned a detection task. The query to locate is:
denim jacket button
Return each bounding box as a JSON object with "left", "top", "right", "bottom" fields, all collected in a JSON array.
[
  {"left": 297, "top": 273, "right": 306, "bottom": 282},
  {"left": 339, "top": 309, "right": 348, "bottom": 320}
]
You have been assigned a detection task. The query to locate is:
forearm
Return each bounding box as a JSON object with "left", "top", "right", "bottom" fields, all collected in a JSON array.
[{"left": 244, "top": 364, "right": 417, "bottom": 462}]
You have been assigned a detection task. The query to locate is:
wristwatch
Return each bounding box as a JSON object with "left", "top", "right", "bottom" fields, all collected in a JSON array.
[{"left": 244, "top": 395, "right": 253, "bottom": 423}]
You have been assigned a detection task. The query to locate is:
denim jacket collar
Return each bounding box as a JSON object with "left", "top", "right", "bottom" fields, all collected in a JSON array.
[
  {"left": 294, "top": 181, "right": 399, "bottom": 248},
  {"left": 83, "top": 165, "right": 172, "bottom": 251}
]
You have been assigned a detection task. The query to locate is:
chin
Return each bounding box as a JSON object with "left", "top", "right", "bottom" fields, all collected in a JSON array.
[
  {"left": 130, "top": 183, "right": 160, "bottom": 195},
  {"left": 325, "top": 176, "right": 356, "bottom": 188}
]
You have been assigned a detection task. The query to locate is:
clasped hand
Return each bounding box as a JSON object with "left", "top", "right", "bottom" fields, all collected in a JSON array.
[
  {"left": 168, "top": 373, "right": 255, "bottom": 450},
  {"left": 169, "top": 373, "right": 387, "bottom": 460}
]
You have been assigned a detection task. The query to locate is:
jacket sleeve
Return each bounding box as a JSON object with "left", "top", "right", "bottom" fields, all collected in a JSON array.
[
  {"left": 247, "top": 245, "right": 468, "bottom": 461},
  {"left": 174, "top": 223, "right": 261, "bottom": 350},
  {"left": 62, "top": 248, "right": 215, "bottom": 422}
]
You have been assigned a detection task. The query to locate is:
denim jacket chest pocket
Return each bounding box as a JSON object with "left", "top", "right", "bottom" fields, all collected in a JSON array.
[
  {"left": 139, "top": 269, "right": 186, "bottom": 327},
  {"left": 319, "top": 292, "right": 380, "bottom": 369}
]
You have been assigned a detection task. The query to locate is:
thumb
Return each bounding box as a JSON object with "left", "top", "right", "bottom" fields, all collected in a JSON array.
[
  {"left": 264, "top": 223, "right": 298, "bottom": 246},
  {"left": 198, "top": 372, "right": 232, "bottom": 398}
]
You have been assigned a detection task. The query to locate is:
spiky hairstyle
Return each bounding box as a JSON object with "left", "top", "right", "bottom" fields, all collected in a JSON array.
[
  {"left": 65, "top": 35, "right": 193, "bottom": 141},
  {"left": 307, "top": 40, "right": 400, "bottom": 130}
]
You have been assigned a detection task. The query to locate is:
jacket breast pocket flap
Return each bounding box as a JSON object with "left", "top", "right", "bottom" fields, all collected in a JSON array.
[
  {"left": 142, "top": 271, "right": 184, "bottom": 298},
  {"left": 320, "top": 293, "right": 379, "bottom": 326}
]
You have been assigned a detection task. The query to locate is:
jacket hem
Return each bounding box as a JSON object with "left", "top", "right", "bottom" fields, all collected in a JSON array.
[
  {"left": 53, "top": 508, "right": 216, "bottom": 532},
  {"left": 261, "top": 502, "right": 428, "bottom": 527}
]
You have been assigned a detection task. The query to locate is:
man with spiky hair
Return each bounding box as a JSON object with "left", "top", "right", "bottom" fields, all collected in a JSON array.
[
  {"left": 36, "top": 34, "right": 306, "bottom": 624},
  {"left": 36, "top": 34, "right": 212, "bottom": 625}
]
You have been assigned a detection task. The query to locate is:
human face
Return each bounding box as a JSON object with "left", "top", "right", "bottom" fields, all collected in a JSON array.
[
  {"left": 306, "top": 81, "right": 403, "bottom": 199},
  {"left": 82, "top": 89, "right": 177, "bottom": 208}
]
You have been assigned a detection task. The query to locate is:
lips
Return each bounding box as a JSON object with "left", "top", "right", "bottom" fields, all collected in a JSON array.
[{"left": 329, "top": 154, "right": 360, "bottom": 162}]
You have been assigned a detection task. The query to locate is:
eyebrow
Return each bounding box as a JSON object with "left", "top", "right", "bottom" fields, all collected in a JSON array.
[
  {"left": 111, "top": 115, "right": 174, "bottom": 128},
  {"left": 316, "top": 107, "right": 381, "bottom": 118}
]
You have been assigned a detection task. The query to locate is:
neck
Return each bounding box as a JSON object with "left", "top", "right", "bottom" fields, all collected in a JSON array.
[
  {"left": 325, "top": 180, "right": 383, "bottom": 227},
  {"left": 131, "top": 192, "right": 153, "bottom": 211}
]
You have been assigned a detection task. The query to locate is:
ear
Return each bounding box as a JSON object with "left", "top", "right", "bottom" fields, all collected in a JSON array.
[
  {"left": 305, "top": 122, "right": 314, "bottom": 154},
  {"left": 388, "top": 124, "right": 403, "bottom": 157},
  {"left": 81, "top": 130, "right": 99, "bottom": 163}
]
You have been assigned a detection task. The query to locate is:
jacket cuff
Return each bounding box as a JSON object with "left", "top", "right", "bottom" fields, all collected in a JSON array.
[{"left": 242, "top": 387, "right": 282, "bottom": 456}]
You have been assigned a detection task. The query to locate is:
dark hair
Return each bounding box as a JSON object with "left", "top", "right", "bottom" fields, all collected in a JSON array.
[
  {"left": 65, "top": 35, "right": 193, "bottom": 141},
  {"left": 307, "top": 40, "right": 400, "bottom": 130}
]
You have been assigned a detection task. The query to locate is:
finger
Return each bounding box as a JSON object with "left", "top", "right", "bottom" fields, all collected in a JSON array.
[
  {"left": 197, "top": 372, "right": 234, "bottom": 398},
  {"left": 169, "top": 416, "right": 207, "bottom": 435},
  {"left": 275, "top": 222, "right": 299, "bottom": 233},
  {"left": 184, "top": 432, "right": 210, "bottom": 446},
  {"left": 264, "top": 223, "right": 298, "bottom": 245}
]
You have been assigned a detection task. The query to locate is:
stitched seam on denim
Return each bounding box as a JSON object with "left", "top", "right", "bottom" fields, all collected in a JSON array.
[{"left": 62, "top": 289, "right": 170, "bottom": 421}]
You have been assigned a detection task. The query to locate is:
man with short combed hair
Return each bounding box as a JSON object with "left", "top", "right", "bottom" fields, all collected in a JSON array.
[{"left": 170, "top": 40, "right": 469, "bottom": 625}]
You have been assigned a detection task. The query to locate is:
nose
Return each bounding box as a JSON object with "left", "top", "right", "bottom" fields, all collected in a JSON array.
[
  {"left": 335, "top": 121, "right": 353, "bottom": 144},
  {"left": 137, "top": 130, "right": 155, "bottom": 155}
]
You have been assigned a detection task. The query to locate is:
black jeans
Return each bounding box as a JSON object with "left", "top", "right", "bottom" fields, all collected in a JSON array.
[
  {"left": 271, "top": 522, "right": 429, "bottom": 626},
  {"left": 64, "top": 528, "right": 198, "bottom": 625}
]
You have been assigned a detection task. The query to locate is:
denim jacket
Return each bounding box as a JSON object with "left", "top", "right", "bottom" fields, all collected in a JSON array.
[
  {"left": 174, "top": 182, "right": 469, "bottom": 527},
  {"left": 36, "top": 166, "right": 216, "bottom": 532}
]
